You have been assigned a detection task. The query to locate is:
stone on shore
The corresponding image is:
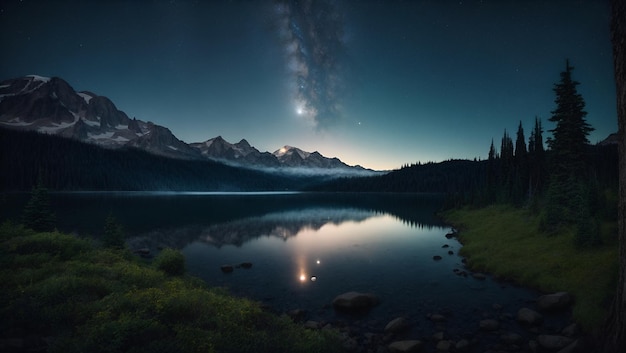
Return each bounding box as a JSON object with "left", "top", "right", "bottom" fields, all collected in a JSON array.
[
  {"left": 537, "top": 335, "right": 575, "bottom": 350},
  {"left": 388, "top": 340, "right": 423, "bottom": 353},
  {"left": 385, "top": 317, "right": 410, "bottom": 333},
  {"left": 429, "top": 313, "right": 447, "bottom": 322},
  {"left": 537, "top": 292, "right": 572, "bottom": 311},
  {"left": 479, "top": 319, "right": 500, "bottom": 331},
  {"left": 517, "top": 308, "right": 543, "bottom": 325},
  {"left": 332, "top": 291, "right": 379, "bottom": 311},
  {"left": 220, "top": 265, "right": 234, "bottom": 273}
]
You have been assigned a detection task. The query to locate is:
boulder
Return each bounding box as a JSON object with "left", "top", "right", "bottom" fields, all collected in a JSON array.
[
  {"left": 238, "top": 262, "right": 253, "bottom": 269},
  {"left": 455, "top": 339, "right": 470, "bottom": 351},
  {"left": 537, "top": 292, "right": 572, "bottom": 311},
  {"left": 537, "top": 335, "right": 575, "bottom": 350},
  {"left": 133, "top": 247, "right": 150, "bottom": 255},
  {"left": 220, "top": 265, "right": 234, "bottom": 273},
  {"left": 429, "top": 313, "right": 447, "bottom": 322},
  {"left": 433, "top": 255, "right": 443, "bottom": 261},
  {"left": 303, "top": 320, "right": 319, "bottom": 329},
  {"left": 385, "top": 317, "right": 410, "bottom": 333},
  {"left": 500, "top": 332, "right": 523, "bottom": 345},
  {"left": 388, "top": 340, "right": 423, "bottom": 353},
  {"left": 561, "top": 323, "right": 581, "bottom": 337},
  {"left": 479, "top": 319, "right": 500, "bottom": 331},
  {"left": 332, "top": 291, "right": 379, "bottom": 311},
  {"left": 517, "top": 308, "right": 543, "bottom": 325},
  {"left": 436, "top": 340, "right": 451, "bottom": 351}
]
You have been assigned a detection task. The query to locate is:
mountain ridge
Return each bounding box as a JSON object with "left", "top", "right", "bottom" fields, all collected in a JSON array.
[{"left": 0, "top": 75, "right": 380, "bottom": 176}]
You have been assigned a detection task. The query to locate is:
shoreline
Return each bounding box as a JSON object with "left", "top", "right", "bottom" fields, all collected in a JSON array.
[{"left": 441, "top": 204, "right": 618, "bottom": 333}]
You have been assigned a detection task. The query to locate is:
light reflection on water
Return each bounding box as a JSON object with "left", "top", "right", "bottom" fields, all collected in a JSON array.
[{"left": 181, "top": 207, "right": 539, "bottom": 335}]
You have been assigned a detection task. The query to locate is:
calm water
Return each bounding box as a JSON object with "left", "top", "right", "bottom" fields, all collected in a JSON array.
[{"left": 1, "top": 192, "right": 567, "bottom": 345}]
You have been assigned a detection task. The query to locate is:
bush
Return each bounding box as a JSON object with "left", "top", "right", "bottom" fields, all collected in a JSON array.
[
  {"left": 102, "top": 215, "right": 125, "bottom": 249},
  {"left": 153, "top": 248, "right": 185, "bottom": 276}
]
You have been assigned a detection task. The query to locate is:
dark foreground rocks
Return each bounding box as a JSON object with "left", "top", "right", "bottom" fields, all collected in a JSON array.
[
  {"left": 284, "top": 287, "right": 581, "bottom": 353},
  {"left": 332, "top": 291, "right": 380, "bottom": 312}
]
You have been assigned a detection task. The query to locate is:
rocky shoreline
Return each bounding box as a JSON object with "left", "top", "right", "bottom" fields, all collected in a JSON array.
[{"left": 281, "top": 230, "right": 588, "bottom": 353}]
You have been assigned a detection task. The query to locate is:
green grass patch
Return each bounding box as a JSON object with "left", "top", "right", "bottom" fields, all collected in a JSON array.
[
  {"left": 0, "top": 222, "right": 340, "bottom": 352},
  {"left": 443, "top": 205, "right": 618, "bottom": 330}
]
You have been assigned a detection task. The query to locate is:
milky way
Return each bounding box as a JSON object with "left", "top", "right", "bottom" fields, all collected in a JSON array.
[{"left": 273, "top": 0, "right": 347, "bottom": 129}]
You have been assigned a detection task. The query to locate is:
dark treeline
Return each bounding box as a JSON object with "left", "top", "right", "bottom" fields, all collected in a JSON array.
[
  {"left": 309, "top": 159, "right": 487, "bottom": 195},
  {"left": 0, "top": 128, "right": 309, "bottom": 191}
]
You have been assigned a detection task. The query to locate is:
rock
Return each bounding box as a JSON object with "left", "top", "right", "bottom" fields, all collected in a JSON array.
[
  {"left": 303, "top": 320, "right": 319, "bottom": 329},
  {"left": 537, "top": 335, "right": 575, "bottom": 350},
  {"left": 432, "top": 331, "right": 445, "bottom": 341},
  {"left": 556, "top": 339, "right": 582, "bottom": 353},
  {"left": 436, "top": 340, "right": 451, "bottom": 351},
  {"left": 479, "top": 319, "right": 500, "bottom": 331},
  {"left": 537, "top": 292, "right": 572, "bottom": 311},
  {"left": 455, "top": 339, "right": 470, "bottom": 351},
  {"left": 517, "top": 308, "right": 543, "bottom": 325},
  {"left": 447, "top": 250, "right": 454, "bottom": 255},
  {"left": 239, "top": 262, "right": 253, "bottom": 269},
  {"left": 286, "top": 309, "right": 306, "bottom": 322},
  {"left": 445, "top": 231, "right": 457, "bottom": 239},
  {"left": 133, "top": 247, "right": 150, "bottom": 255},
  {"left": 220, "top": 265, "right": 234, "bottom": 273},
  {"left": 472, "top": 273, "right": 487, "bottom": 280},
  {"left": 561, "top": 323, "right": 581, "bottom": 337},
  {"left": 500, "top": 332, "right": 523, "bottom": 345},
  {"left": 442, "top": 244, "right": 450, "bottom": 248},
  {"left": 342, "top": 337, "right": 359, "bottom": 351},
  {"left": 433, "top": 255, "right": 443, "bottom": 261},
  {"left": 332, "top": 291, "right": 379, "bottom": 312},
  {"left": 385, "top": 317, "right": 410, "bottom": 333},
  {"left": 388, "top": 340, "right": 423, "bottom": 353},
  {"left": 429, "top": 313, "right": 447, "bottom": 322}
]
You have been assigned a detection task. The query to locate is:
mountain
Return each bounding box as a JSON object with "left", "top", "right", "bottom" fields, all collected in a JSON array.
[{"left": 0, "top": 75, "right": 378, "bottom": 176}]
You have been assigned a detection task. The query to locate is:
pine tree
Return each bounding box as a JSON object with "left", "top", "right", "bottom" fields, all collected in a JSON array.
[
  {"left": 102, "top": 214, "right": 126, "bottom": 249},
  {"left": 514, "top": 121, "right": 527, "bottom": 159},
  {"left": 528, "top": 117, "right": 546, "bottom": 199},
  {"left": 547, "top": 60, "right": 594, "bottom": 178},
  {"left": 543, "top": 60, "right": 595, "bottom": 232},
  {"left": 22, "top": 178, "right": 56, "bottom": 232}
]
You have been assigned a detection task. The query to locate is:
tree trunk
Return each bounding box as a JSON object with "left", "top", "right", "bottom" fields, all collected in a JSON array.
[{"left": 600, "top": 1, "right": 626, "bottom": 351}]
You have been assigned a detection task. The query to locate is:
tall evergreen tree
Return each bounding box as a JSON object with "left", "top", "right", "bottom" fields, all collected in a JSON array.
[
  {"left": 528, "top": 117, "right": 546, "bottom": 198},
  {"left": 542, "top": 60, "right": 596, "bottom": 232},
  {"left": 22, "top": 178, "right": 56, "bottom": 232},
  {"left": 547, "top": 60, "right": 594, "bottom": 178},
  {"left": 514, "top": 121, "right": 527, "bottom": 159}
]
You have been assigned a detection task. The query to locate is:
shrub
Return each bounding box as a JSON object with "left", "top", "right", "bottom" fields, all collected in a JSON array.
[
  {"left": 102, "top": 215, "right": 126, "bottom": 249},
  {"left": 153, "top": 248, "right": 185, "bottom": 276}
]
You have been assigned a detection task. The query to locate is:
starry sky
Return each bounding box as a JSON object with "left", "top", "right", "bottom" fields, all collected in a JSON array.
[{"left": 0, "top": 0, "right": 617, "bottom": 170}]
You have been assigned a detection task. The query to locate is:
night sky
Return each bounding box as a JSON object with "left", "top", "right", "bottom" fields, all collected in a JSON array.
[{"left": 0, "top": 0, "right": 617, "bottom": 170}]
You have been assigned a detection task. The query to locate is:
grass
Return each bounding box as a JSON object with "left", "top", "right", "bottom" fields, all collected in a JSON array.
[
  {"left": 443, "top": 204, "right": 618, "bottom": 331},
  {"left": 0, "top": 222, "right": 341, "bottom": 353}
]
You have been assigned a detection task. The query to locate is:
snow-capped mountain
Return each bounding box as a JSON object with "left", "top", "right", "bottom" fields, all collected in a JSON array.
[
  {"left": 0, "top": 75, "right": 199, "bottom": 160},
  {"left": 190, "top": 136, "right": 281, "bottom": 168},
  {"left": 0, "top": 75, "right": 379, "bottom": 175}
]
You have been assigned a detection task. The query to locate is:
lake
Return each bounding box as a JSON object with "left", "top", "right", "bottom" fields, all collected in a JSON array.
[{"left": 1, "top": 192, "right": 570, "bottom": 349}]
